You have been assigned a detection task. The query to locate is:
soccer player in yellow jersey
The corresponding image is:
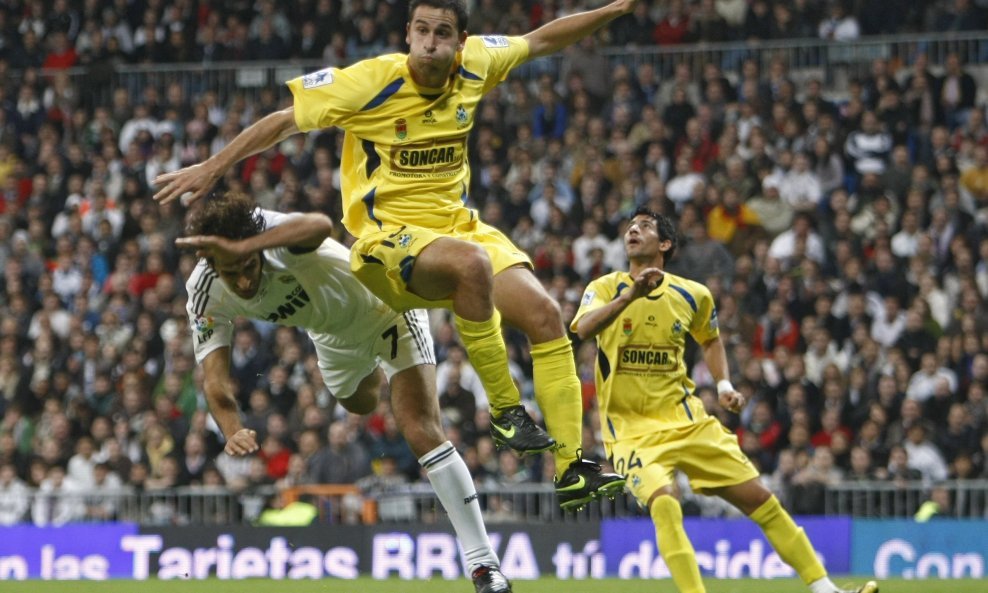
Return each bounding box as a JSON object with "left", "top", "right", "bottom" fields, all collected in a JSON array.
[
  {"left": 571, "top": 207, "right": 879, "bottom": 593},
  {"left": 153, "top": 0, "right": 631, "bottom": 509}
]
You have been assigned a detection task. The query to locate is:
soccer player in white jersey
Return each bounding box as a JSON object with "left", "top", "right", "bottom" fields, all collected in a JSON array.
[{"left": 182, "top": 192, "right": 511, "bottom": 593}]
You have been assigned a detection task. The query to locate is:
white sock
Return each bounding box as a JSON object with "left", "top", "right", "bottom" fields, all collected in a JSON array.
[
  {"left": 809, "top": 576, "right": 840, "bottom": 593},
  {"left": 420, "top": 441, "right": 500, "bottom": 573}
]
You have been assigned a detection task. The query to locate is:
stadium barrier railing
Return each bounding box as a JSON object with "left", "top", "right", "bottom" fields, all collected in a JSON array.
[
  {"left": 23, "top": 31, "right": 988, "bottom": 110},
  {"left": 823, "top": 478, "right": 988, "bottom": 518},
  {"left": 7, "top": 479, "right": 987, "bottom": 526}
]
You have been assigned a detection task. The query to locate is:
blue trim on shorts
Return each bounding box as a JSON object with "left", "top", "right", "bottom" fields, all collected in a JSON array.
[
  {"left": 399, "top": 255, "right": 416, "bottom": 283},
  {"left": 361, "top": 78, "right": 405, "bottom": 111}
]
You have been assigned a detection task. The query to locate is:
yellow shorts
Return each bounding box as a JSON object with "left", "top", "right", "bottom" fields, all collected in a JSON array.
[
  {"left": 605, "top": 416, "right": 760, "bottom": 504},
  {"left": 349, "top": 212, "right": 532, "bottom": 312}
]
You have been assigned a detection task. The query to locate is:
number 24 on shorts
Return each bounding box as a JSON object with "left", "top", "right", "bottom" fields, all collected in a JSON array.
[{"left": 610, "top": 449, "right": 643, "bottom": 475}]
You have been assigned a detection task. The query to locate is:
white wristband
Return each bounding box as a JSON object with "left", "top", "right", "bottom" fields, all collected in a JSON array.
[{"left": 717, "top": 380, "right": 735, "bottom": 395}]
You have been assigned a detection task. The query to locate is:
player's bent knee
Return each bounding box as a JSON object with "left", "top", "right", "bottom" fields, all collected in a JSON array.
[{"left": 455, "top": 244, "right": 494, "bottom": 284}]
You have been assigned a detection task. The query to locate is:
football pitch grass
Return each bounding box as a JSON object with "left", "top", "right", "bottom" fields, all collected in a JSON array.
[{"left": 4, "top": 578, "right": 984, "bottom": 593}]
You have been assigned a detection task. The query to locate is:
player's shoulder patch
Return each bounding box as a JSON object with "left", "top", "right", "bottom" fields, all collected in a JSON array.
[
  {"left": 480, "top": 35, "right": 509, "bottom": 48},
  {"left": 581, "top": 290, "right": 596, "bottom": 306},
  {"left": 302, "top": 67, "right": 335, "bottom": 89}
]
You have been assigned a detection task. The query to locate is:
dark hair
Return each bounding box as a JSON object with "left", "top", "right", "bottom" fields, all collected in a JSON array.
[
  {"left": 632, "top": 206, "right": 679, "bottom": 261},
  {"left": 408, "top": 0, "right": 469, "bottom": 33},
  {"left": 185, "top": 192, "right": 265, "bottom": 262}
]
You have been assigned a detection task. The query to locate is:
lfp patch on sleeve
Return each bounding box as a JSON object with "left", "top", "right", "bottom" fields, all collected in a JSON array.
[
  {"left": 481, "top": 35, "right": 509, "bottom": 48},
  {"left": 302, "top": 68, "right": 335, "bottom": 89},
  {"left": 582, "top": 290, "right": 596, "bottom": 306}
]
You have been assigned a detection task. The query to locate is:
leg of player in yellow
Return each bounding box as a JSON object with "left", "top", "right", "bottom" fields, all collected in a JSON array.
[
  {"left": 495, "top": 267, "right": 625, "bottom": 509},
  {"left": 712, "top": 479, "right": 879, "bottom": 593},
  {"left": 409, "top": 239, "right": 555, "bottom": 454},
  {"left": 647, "top": 489, "right": 706, "bottom": 593}
]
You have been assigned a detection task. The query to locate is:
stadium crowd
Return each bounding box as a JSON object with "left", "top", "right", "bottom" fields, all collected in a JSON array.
[{"left": 2, "top": 0, "right": 988, "bottom": 525}]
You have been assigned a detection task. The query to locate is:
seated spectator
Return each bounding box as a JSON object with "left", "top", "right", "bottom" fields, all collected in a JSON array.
[
  {"left": 0, "top": 462, "right": 30, "bottom": 525},
  {"left": 906, "top": 352, "right": 958, "bottom": 403},
  {"left": 791, "top": 447, "right": 843, "bottom": 514},
  {"left": 308, "top": 422, "right": 371, "bottom": 485},
  {"left": 844, "top": 111, "right": 892, "bottom": 175},
  {"left": 767, "top": 212, "right": 825, "bottom": 265},
  {"left": 902, "top": 424, "right": 949, "bottom": 484},
  {"left": 31, "top": 464, "right": 84, "bottom": 526}
]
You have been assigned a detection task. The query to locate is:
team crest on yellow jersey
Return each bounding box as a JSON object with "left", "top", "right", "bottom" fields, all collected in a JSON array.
[
  {"left": 622, "top": 318, "right": 632, "bottom": 335},
  {"left": 671, "top": 320, "right": 683, "bottom": 335},
  {"left": 455, "top": 104, "right": 470, "bottom": 129},
  {"left": 394, "top": 118, "right": 407, "bottom": 140}
]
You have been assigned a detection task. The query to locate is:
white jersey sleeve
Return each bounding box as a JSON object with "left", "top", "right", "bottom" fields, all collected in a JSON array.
[{"left": 186, "top": 260, "right": 235, "bottom": 364}]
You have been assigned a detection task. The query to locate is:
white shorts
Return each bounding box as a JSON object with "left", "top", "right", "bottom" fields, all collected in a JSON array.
[{"left": 309, "top": 309, "right": 435, "bottom": 398}]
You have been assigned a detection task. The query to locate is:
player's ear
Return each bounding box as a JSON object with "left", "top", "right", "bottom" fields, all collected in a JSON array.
[
  {"left": 405, "top": 22, "right": 411, "bottom": 47},
  {"left": 658, "top": 239, "right": 672, "bottom": 253},
  {"left": 458, "top": 30, "right": 467, "bottom": 51}
]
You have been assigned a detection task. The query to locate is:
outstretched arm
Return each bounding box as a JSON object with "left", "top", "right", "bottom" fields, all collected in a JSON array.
[
  {"left": 153, "top": 107, "right": 299, "bottom": 205},
  {"left": 201, "top": 348, "right": 258, "bottom": 456},
  {"left": 574, "top": 267, "right": 663, "bottom": 340},
  {"left": 702, "top": 336, "right": 745, "bottom": 414},
  {"left": 177, "top": 212, "right": 334, "bottom": 260},
  {"left": 524, "top": 0, "right": 638, "bottom": 60}
]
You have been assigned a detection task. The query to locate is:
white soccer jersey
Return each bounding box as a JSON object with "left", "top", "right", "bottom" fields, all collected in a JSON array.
[{"left": 186, "top": 209, "right": 395, "bottom": 364}]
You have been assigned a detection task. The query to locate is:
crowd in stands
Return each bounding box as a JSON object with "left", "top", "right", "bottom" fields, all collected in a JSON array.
[{"left": 2, "top": 1, "right": 988, "bottom": 525}]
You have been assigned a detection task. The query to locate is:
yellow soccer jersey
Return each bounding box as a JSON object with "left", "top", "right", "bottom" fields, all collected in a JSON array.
[
  {"left": 286, "top": 35, "right": 528, "bottom": 239},
  {"left": 570, "top": 271, "right": 720, "bottom": 442}
]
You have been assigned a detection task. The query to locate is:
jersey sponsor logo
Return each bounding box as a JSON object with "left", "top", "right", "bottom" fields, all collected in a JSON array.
[
  {"left": 394, "top": 118, "right": 407, "bottom": 140},
  {"left": 421, "top": 110, "right": 437, "bottom": 125},
  {"left": 616, "top": 345, "right": 678, "bottom": 375},
  {"left": 301, "top": 68, "right": 334, "bottom": 89},
  {"left": 481, "top": 35, "right": 509, "bottom": 48},
  {"left": 389, "top": 136, "right": 466, "bottom": 178},
  {"left": 263, "top": 285, "right": 311, "bottom": 323}
]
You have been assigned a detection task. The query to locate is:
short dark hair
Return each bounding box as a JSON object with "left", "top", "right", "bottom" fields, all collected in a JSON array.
[
  {"left": 632, "top": 206, "right": 679, "bottom": 261},
  {"left": 408, "top": 0, "right": 469, "bottom": 33},
  {"left": 185, "top": 192, "right": 265, "bottom": 263}
]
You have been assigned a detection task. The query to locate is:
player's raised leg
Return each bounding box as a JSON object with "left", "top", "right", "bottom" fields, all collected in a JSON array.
[
  {"left": 494, "top": 266, "right": 624, "bottom": 508},
  {"left": 714, "top": 479, "right": 879, "bottom": 593},
  {"left": 407, "top": 238, "right": 555, "bottom": 454}
]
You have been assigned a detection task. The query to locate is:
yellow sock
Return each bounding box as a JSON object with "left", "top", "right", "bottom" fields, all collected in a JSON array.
[
  {"left": 530, "top": 336, "right": 583, "bottom": 478},
  {"left": 749, "top": 495, "right": 827, "bottom": 585},
  {"left": 651, "top": 495, "right": 705, "bottom": 593},
  {"left": 454, "top": 310, "right": 520, "bottom": 415}
]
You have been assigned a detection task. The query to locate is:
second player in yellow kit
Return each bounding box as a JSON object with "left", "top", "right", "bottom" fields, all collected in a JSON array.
[
  {"left": 572, "top": 268, "right": 758, "bottom": 503},
  {"left": 572, "top": 207, "right": 878, "bottom": 593}
]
